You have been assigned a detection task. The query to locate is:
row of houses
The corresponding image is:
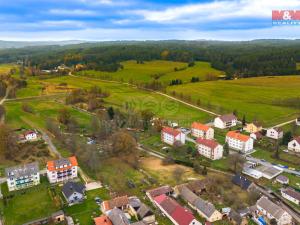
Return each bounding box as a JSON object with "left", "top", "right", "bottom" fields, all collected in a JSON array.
[
  {"left": 95, "top": 195, "right": 156, "bottom": 225},
  {"left": 5, "top": 156, "right": 79, "bottom": 191}
]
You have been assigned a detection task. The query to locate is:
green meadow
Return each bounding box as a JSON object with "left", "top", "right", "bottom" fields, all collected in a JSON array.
[
  {"left": 77, "top": 60, "right": 187, "bottom": 83},
  {"left": 167, "top": 76, "right": 300, "bottom": 126},
  {"left": 34, "top": 75, "right": 213, "bottom": 125}
]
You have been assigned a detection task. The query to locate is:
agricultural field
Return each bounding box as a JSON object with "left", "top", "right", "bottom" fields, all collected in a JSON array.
[
  {"left": 0, "top": 64, "right": 17, "bottom": 74},
  {"left": 159, "top": 61, "right": 224, "bottom": 83},
  {"left": 77, "top": 60, "right": 187, "bottom": 83},
  {"left": 31, "top": 75, "right": 213, "bottom": 125},
  {"left": 167, "top": 76, "right": 300, "bottom": 126},
  {"left": 4, "top": 98, "right": 92, "bottom": 130},
  {"left": 76, "top": 60, "right": 223, "bottom": 85}
]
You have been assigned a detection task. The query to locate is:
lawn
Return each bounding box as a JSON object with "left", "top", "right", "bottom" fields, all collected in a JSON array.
[
  {"left": 64, "top": 188, "right": 110, "bottom": 225},
  {"left": 35, "top": 75, "right": 213, "bottom": 126},
  {"left": 77, "top": 60, "right": 187, "bottom": 83},
  {"left": 251, "top": 147, "right": 300, "bottom": 170},
  {"left": 167, "top": 76, "right": 300, "bottom": 126},
  {"left": 2, "top": 178, "right": 61, "bottom": 225},
  {"left": 0, "top": 64, "right": 17, "bottom": 74}
]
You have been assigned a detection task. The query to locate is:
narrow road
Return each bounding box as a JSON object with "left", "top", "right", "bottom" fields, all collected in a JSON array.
[
  {"left": 269, "top": 119, "right": 296, "bottom": 129},
  {"left": 4, "top": 93, "right": 66, "bottom": 102},
  {"left": 0, "top": 87, "right": 10, "bottom": 105},
  {"left": 41, "top": 131, "right": 62, "bottom": 158}
]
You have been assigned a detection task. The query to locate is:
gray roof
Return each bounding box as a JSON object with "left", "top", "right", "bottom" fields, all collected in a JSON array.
[
  {"left": 129, "top": 196, "right": 141, "bottom": 209},
  {"left": 282, "top": 188, "right": 300, "bottom": 202},
  {"left": 229, "top": 210, "right": 242, "bottom": 225},
  {"left": 137, "top": 203, "right": 153, "bottom": 218},
  {"left": 276, "top": 175, "right": 289, "bottom": 183},
  {"left": 219, "top": 114, "right": 237, "bottom": 122},
  {"left": 5, "top": 162, "right": 39, "bottom": 179},
  {"left": 107, "top": 208, "right": 130, "bottom": 225},
  {"left": 179, "top": 185, "right": 198, "bottom": 204},
  {"left": 131, "top": 222, "right": 146, "bottom": 225},
  {"left": 53, "top": 158, "right": 71, "bottom": 168},
  {"left": 257, "top": 197, "right": 286, "bottom": 220},
  {"left": 62, "top": 181, "right": 85, "bottom": 198},
  {"left": 194, "top": 197, "right": 216, "bottom": 218}
]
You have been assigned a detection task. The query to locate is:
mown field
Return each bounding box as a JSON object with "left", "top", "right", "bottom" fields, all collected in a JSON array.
[
  {"left": 167, "top": 76, "right": 300, "bottom": 126},
  {"left": 19, "top": 75, "right": 213, "bottom": 125},
  {"left": 0, "top": 64, "right": 17, "bottom": 74},
  {"left": 76, "top": 60, "right": 222, "bottom": 84}
]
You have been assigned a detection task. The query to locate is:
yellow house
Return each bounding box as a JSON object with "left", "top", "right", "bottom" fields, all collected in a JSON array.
[{"left": 244, "top": 121, "right": 262, "bottom": 133}]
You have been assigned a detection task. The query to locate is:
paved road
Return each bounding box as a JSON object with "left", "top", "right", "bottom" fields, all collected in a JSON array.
[
  {"left": 269, "top": 119, "right": 296, "bottom": 129},
  {"left": 41, "top": 131, "right": 62, "bottom": 158}
]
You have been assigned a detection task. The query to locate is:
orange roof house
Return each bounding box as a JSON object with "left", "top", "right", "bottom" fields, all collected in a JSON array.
[
  {"left": 47, "top": 156, "right": 78, "bottom": 172},
  {"left": 191, "top": 122, "right": 210, "bottom": 132},
  {"left": 226, "top": 131, "right": 250, "bottom": 142},
  {"left": 94, "top": 215, "right": 113, "bottom": 225}
]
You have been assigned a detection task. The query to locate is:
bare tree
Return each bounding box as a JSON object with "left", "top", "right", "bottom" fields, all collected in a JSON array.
[
  {"left": 172, "top": 167, "right": 185, "bottom": 184},
  {"left": 228, "top": 153, "right": 245, "bottom": 173}
]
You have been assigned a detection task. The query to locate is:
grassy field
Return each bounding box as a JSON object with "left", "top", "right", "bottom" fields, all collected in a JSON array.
[
  {"left": 0, "top": 64, "right": 17, "bottom": 74},
  {"left": 76, "top": 60, "right": 223, "bottom": 85},
  {"left": 167, "top": 76, "right": 300, "bottom": 126},
  {"left": 4, "top": 99, "right": 92, "bottom": 130},
  {"left": 2, "top": 179, "right": 61, "bottom": 225},
  {"left": 159, "top": 61, "right": 224, "bottom": 83},
  {"left": 31, "top": 75, "right": 213, "bottom": 125},
  {"left": 77, "top": 60, "right": 187, "bottom": 83}
]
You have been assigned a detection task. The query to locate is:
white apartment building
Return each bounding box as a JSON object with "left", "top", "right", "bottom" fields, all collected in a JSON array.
[
  {"left": 196, "top": 138, "right": 223, "bottom": 160},
  {"left": 226, "top": 131, "right": 253, "bottom": 153},
  {"left": 161, "top": 126, "right": 185, "bottom": 145},
  {"left": 214, "top": 114, "right": 237, "bottom": 129},
  {"left": 191, "top": 122, "right": 214, "bottom": 139}
]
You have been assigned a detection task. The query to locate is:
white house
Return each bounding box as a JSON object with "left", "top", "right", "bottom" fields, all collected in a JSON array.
[
  {"left": 161, "top": 126, "right": 185, "bottom": 145},
  {"left": 276, "top": 175, "right": 289, "bottom": 185},
  {"left": 196, "top": 138, "right": 223, "bottom": 160},
  {"left": 191, "top": 122, "right": 214, "bottom": 139},
  {"left": 47, "top": 156, "right": 78, "bottom": 183},
  {"left": 256, "top": 196, "right": 292, "bottom": 225},
  {"left": 214, "top": 114, "right": 237, "bottom": 129},
  {"left": 62, "top": 181, "right": 86, "bottom": 206},
  {"left": 296, "top": 117, "right": 300, "bottom": 126},
  {"left": 5, "top": 162, "right": 40, "bottom": 192},
  {"left": 226, "top": 131, "right": 253, "bottom": 153},
  {"left": 266, "top": 127, "right": 283, "bottom": 140},
  {"left": 288, "top": 137, "right": 300, "bottom": 153},
  {"left": 24, "top": 130, "right": 38, "bottom": 141},
  {"left": 281, "top": 188, "right": 300, "bottom": 205}
]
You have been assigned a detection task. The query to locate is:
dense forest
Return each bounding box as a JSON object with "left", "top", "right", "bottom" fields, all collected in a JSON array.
[{"left": 0, "top": 40, "right": 300, "bottom": 78}]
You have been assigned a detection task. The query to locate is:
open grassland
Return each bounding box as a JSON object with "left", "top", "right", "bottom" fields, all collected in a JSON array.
[
  {"left": 167, "top": 76, "right": 300, "bottom": 126},
  {"left": 34, "top": 76, "right": 213, "bottom": 125},
  {"left": 4, "top": 99, "right": 92, "bottom": 130},
  {"left": 76, "top": 60, "right": 223, "bottom": 84},
  {"left": 159, "top": 61, "right": 224, "bottom": 83},
  {"left": 77, "top": 60, "right": 187, "bottom": 83}
]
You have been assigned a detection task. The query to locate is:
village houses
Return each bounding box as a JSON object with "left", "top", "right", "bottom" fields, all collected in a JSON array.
[
  {"left": 226, "top": 131, "right": 253, "bottom": 153},
  {"left": 288, "top": 136, "right": 300, "bottom": 153},
  {"left": 281, "top": 188, "right": 300, "bottom": 205},
  {"left": 161, "top": 126, "right": 186, "bottom": 146},
  {"left": 276, "top": 175, "right": 289, "bottom": 185},
  {"left": 196, "top": 138, "right": 223, "bottom": 160},
  {"left": 47, "top": 156, "right": 78, "bottom": 183},
  {"left": 101, "top": 195, "right": 129, "bottom": 212},
  {"left": 5, "top": 162, "right": 40, "bottom": 192},
  {"left": 175, "top": 185, "right": 222, "bottom": 222},
  {"left": 214, "top": 114, "right": 237, "bottom": 129},
  {"left": 266, "top": 127, "right": 283, "bottom": 140},
  {"left": 191, "top": 122, "right": 214, "bottom": 139},
  {"left": 256, "top": 196, "right": 293, "bottom": 225},
  {"left": 244, "top": 121, "right": 262, "bottom": 133}
]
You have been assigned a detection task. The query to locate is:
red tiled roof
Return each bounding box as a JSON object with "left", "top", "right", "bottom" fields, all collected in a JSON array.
[
  {"left": 226, "top": 131, "right": 250, "bottom": 142},
  {"left": 162, "top": 127, "right": 181, "bottom": 137},
  {"left": 155, "top": 195, "right": 195, "bottom": 225},
  {"left": 196, "top": 138, "right": 219, "bottom": 149},
  {"left": 171, "top": 205, "right": 194, "bottom": 225},
  {"left": 94, "top": 215, "right": 113, "bottom": 225},
  {"left": 47, "top": 156, "right": 78, "bottom": 172},
  {"left": 191, "top": 122, "right": 210, "bottom": 132}
]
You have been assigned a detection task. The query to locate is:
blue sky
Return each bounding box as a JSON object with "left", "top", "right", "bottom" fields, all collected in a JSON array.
[{"left": 1, "top": 0, "right": 300, "bottom": 41}]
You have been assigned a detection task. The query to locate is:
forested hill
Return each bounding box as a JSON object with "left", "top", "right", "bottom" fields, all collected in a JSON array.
[{"left": 0, "top": 40, "right": 300, "bottom": 78}]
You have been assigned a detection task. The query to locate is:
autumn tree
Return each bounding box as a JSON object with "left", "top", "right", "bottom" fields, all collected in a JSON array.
[
  {"left": 223, "top": 142, "right": 229, "bottom": 156},
  {"left": 57, "top": 108, "right": 71, "bottom": 125},
  {"left": 172, "top": 167, "right": 185, "bottom": 184},
  {"left": 228, "top": 153, "right": 245, "bottom": 173}
]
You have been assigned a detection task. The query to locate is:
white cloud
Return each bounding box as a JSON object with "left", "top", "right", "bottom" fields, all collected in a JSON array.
[
  {"left": 49, "top": 9, "right": 97, "bottom": 16},
  {"left": 131, "top": 0, "right": 300, "bottom": 24}
]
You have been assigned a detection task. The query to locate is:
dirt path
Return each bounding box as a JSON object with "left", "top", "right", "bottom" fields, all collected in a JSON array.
[{"left": 69, "top": 73, "right": 219, "bottom": 116}]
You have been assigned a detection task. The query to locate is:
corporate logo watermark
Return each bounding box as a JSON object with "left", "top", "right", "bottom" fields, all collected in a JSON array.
[{"left": 272, "top": 10, "right": 300, "bottom": 25}]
